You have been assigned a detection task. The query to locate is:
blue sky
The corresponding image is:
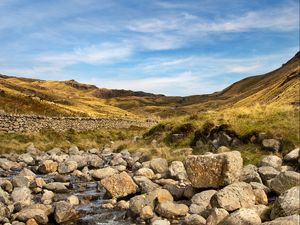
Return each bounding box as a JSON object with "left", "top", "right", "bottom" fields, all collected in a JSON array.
[{"left": 0, "top": 0, "right": 299, "bottom": 96}]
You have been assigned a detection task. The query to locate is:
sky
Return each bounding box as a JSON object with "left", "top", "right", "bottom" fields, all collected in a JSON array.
[{"left": 0, "top": 0, "right": 299, "bottom": 96}]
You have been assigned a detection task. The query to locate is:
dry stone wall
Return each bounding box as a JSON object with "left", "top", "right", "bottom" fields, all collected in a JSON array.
[{"left": 0, "top": 113, "right": 156, "bottom": 133}]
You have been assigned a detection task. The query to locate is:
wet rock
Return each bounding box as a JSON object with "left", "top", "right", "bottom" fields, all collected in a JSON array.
[
  {"left": 269, "top": 171, "right": 300, "bottom": 194},
  {"left": 91, "top": 167, "right": 118, "bottom": 180},
  {"left": 258, "top": 155, "right": 282, "bottom": 170},
  {"left": 211, "top": 182, "right": 255, "bottom": 212},
  {"left": 169, "top": 161, "right": 188, "bottom": 181},
  {"left": 38, "top": 160, "right": 58, "bottom": 174},
  {"left": 185, "top": 151, "right": 243, "bottom": 188},
  {"left": 218, "top": 208, "right": 261, "bottom": 225},
  {"left": 54, "top": 201, "right": 78, "bottom": 223},
  {"left": 262, "top": 139, "right": 281, "bottom": 152},
  {"left": 270, "top": 186, "right": 300, "bottom": 220},
  {"left": 150, "top": 158, "right": 169, "bottom": 174},
  {"left": 206, "top": 208, "right": 229, "bottom": 225},
  {"left": 101, "top": 172, "right": 138, "bottom": 198},
  {"left": 155, "top": 201, "right": 188, "bottom": 218}
]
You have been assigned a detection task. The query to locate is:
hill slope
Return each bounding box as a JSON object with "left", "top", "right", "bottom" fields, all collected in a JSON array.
[{"left": 0, "top": 51, "right": 299, "bottom": 118}]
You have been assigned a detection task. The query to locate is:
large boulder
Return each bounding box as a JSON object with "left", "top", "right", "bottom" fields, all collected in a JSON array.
[
  {"left": 185, "top": 151, "right": 243, "bottom": 188},
  {"left": 155, "top": 201, "right": 188, "bottom": 218},
  {"left": 270, "top": 186, "right": 300, "bottom": 220},
  {"left": 101, "top": 172, "right": 138, "bottom": 198},
  {"left": 211, "top": 182, "right": 256, "bottom": 212},
  {"left": 54, "top": 201, "right": 78, "bottom": 223},
  {"left": 269, "top": 171, "right": 300, "bottom": 194},
  {"left": 218, "top": 208, "right": 261, "bottom": 225},
  {"left": 38, "top": 160, "right": 58, "bottom": 174}
]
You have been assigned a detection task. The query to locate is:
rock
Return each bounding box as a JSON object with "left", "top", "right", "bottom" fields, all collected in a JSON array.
[
  {"left": 0, "top": 187, "right": 10, "bottom": 205},
  {"left": 211, "top": 182, "right": 255, "bottom": 212},
  {"left": 111, "top": 155, "right": 127, "bottom": 167},
  {"left": 259, "top": 155, "right": 282, "bottom": 170},
  {"left": 12, "top": 176, "right": 30, "bottom": 188},
  {"left": 141, "top": 205, "right": 154, "bottom": 219},
  {"left": 41, "top": 190, "right": 54, "bottom": 205},
  {"left": 250, "top": 182, "right": 271, "bottom": 194},
  {"left": 218, "top": 208, "right": 261, "bottom": 225},
  {"left": 169, "top": 161, "right": 188, "bottom": 181},
  {"left": 0, "top": 158, "right": 22, "bottom": 170},
  {"left": 18, "top": 169, "right": 36, "bottom": 182},
  {"left": 155, "top": 201, "right": 189, "bottom": 218},
  {"left": 284, "top": 148, "right": 300, "bottom": 163},
  {"left": 250, "top": 205, "right": 270, "bottom": 221},
  {"left": 185, "top": 151, "right": 243, "bottom": 188},
  {"left": 206, "top": 208, "right": 229, "bottom": 225},
  {"left": 184, "top": 214, "right": 206, "bottom": 225},
  {"left": 18, "top": 154, "right": 34, "bottom": 165},
  {"left": 54, "top": 201, "right": 78, "bottom": 223},
  {"left": 44, "top": 182, "right": 69, "bottom": 193},
  {"left": 116, "top": 200, "right": 129, "bottom": 210},
  {"left": 189, "top": 190, "right": 217, "bottom": 217},
  {"left": 262, "top": 139, "right": 281, "bottom": 151},
  {"left": 26, "top": 219, "right": 38, "bottom": 225},
  {"left": 239, "top": 164, "right": 262, "bottom": 183},
  {"left": 262, "top": 215, "right": 300, "bottom": 225},
  {"left": 152, "top": 219, "right": 170, "bottom": 225},
  {"left": 101, "top": 172, "right": 138, "bottom": 198},
  {"left": 133, "top": 176, "right": 160, "bottom": 193},
  {"left": 35, "top": 178, "right": 46, "bottom": 188},
  {"left": 150, "top": 158, "right": 169, "bottom": 174},
  {"left": 258, "top": 166, "right": 279, "bottom": 183},
  {"left": 67, "top": 195, "right": 79, "bottom": 205},
  {"left": 253, "top": 188, "right": 268, "bottom": 205},
  {"left": 270, "top": 186, "right": 300, "bottom": 220},
  {"left": 38, "top": 160, "right": 58, "bottom": 174},
  {"left": 11, "top": 187, "right": 32, "bottom": 207},
  {"left": 135, "top": 168, "right": 155, "bottom": 179},
  {"left": 0, "top": 180, "right": 13, "bottom": 193},
  {"left": 163, "top": 184, "right": 185, "bottom": 200},
  {"left": 68, "top": 155, "right": 87, "bottom": 168},
  {"left": 58, "top": 161, "right": 78, "bottom": 174},
  {"left": 91, "top": 167, "right": 118, "bottom": 180},
  {"left": 16, "top": 206, "right": 49, "bottom": 224},
  {"left": 270, "top": 171, "right": 300, "bottom": 194}
]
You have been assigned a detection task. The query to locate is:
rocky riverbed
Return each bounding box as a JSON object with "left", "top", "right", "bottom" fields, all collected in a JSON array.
[{"left": 0, "top": 144, "right": 299, "bottom": 225}]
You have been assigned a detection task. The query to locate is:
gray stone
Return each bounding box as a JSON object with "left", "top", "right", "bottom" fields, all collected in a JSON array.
[
  {"left": 262, "top": 215, "right": 300, "bottom": 225},
  {"left": 206, "top": 208, "right": 229, "bottom": 225},
  {"left": 240, "top": 164, "right": 262, "bottom": 183},
  {"left": 218, "top": 208, "right": 261, "bottom": 225},
  {"left": 169, "top": 161, "right": 188, "bottom": 181},
  {"left": 259, "top": 155, "right": 282, "bottom": 170},
  {"left": 270, "top": 171, "right": 300, "bottom": 194},
  {"left": 150, "top": 158, "right": 168, "bottom": 174},
  {"left": 262, "top": 139, "right": 281, "bottom": 151},
  {"left": 54, "top": 201, "right": 78, "bottom": 223},
  {"left": 155, "top": 201, "right": 189, "bottom": 218},
  {"left": 258, "top": 166, "right": 279, "bottom": 183}
]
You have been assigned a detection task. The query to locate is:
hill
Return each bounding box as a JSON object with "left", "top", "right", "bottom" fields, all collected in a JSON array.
[{"left": 0, "top": 51, "right": 299, "bottom": 118}]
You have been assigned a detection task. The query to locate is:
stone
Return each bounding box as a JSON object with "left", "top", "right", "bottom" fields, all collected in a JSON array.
[
  {"left": 240, "top": 164, "right": 262, "bottom": 183},
  {"left": 18, "top": 168, "right": 36, "bottom": 182},
  {"left": 163, "top": 184, "right": 185, "bottom": 200},
  {"left": 54, "top": 201, "right": 78, "bottom": 223},
  {"left": 250, "top": 182, "right": 271, "bottom": 194},
  {"left": 185, "top": 151, "right": 243, "bottom": 188},
  {"left": 184, "top": 214, "right": 206, "bottom": 225},
  {"left": 133, "top": 176, "right": 160, "bottom": 193},
  {"left": 155, "top": 201, "right": 189, "bottom": 218},
  {"left": 18, "top": 154, "right": 34, "bottom": 165},
  {"left": 11, "top": 187, "right": 32, "bottom": 207},
  {"left": 284, "top": 148, "right": 300, "bottom": 163},
  {"left": 206, "top": 208, "right": 229, "bottom": 225},
  {"left": 258, "top": 166, "right": 279, "bottom": 183},
  {"left": 12, "top": 176, "right": 30, "bottom": 188},
  {"left": 270, "top": 171, "right": 300, "bottom": 194},
  {"left": 253, "top": 188, "right": 268, "bottom": 205},
  {"left": 259, "top": 155, "right": 282, "bottom": 170},
  {"left": 58, "top": 161, "right": 78, "bottom": 174},
  {"left": 0, "top": 158, "right": 22, "bottom": 170},
  {"left": 91, "top": 167, "right": 118, "bottom": 180},
  {"left": 135, "top": 168, "right": 155, "bottom": 179},
  {"left": 250, "top": 205, "right": 270, "bottom": 222},
  {"left": 26, "top": 219, "right": 38, "bottom": 225},
  {"left": 44, "top": 182, "right": 69, "bottom": 193},
  {"left": 169, "top": 161, "right": 188, "bottom": 181},
  {"left": 41, "top": 190, "right": 54, "bottom": 204},
  {"left": 211, "top": 182, "right": 256, "bottom": 212},
  {"left": 141, "top": 205, "right": 154, "bottom": 219},
  {"left": 262, "top": 215, "right": 300, "bottom": 225},
  {"left": 150, "top": 158, "right": 168, "bottom": 174},
  {"left": 218, "top": 208, "right": 261, "bottom": 225},
  {"left": 262, "top": 139, "right": 281, "bottom": 151},
  {"left": 116, "top": 200, "right": 129, "bottom": 210},
  {"left": 189, "top": 190, "right": 217, "bottom": 216},
  {"left": 0, "top": 187, "right": 10, "bottom": 205},
  {"left": 152, "top": 219, "right": 170, "bottom": 225},
  {"left": 67, "top": 195, "right": 79, "bottom": 205},
  {"left": 270, "top": 186, "right": 300, "bottom": 220},
  {"left": 101, "top": 172, "right": 138, "bottom": 198},
  {"left": 0, "top": 180, "right": 13, "bottom": 193},
  {"left": 38, "top": 160, "right": 58, "bottom": 174},
  {"left": 16, "top": 207, "right": 48, "bottom": 224}
]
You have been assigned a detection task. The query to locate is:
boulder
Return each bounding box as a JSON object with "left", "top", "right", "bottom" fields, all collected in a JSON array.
[
  {"left": 270, "top": 186, "right": 300, "bottom": 220},
  {"left": 44, "top": 182, "right": 69, "bottom": 193},
  {"left": 155, "top": 201, "right": 188, "bottom": 218},
  {"left": 12, "top": 176, "right": 30, "bottom": 188},
  {"left": 250, "top": 205, "right": 270, "bottom": 222},
  {"left": 206, "top": 208, "right": 229, "bottom": 225},
  {"left": 101, "top": 172, "right": 138, "bottom": 198},
  {"left": 211, "top": 182, "right": 255, "bottom": 212},
  {"left": 270, "top": 171, "right": 300, "bottom": 194},
  {"left": 38, "top": 160, "right": 58, "bottom": 174},
  {"left": 258, "top": 166, "right": 279, "bottom": 183},
  {"left": 169, "top": 161, "right": 188, "bottom": 181},
  {"left": 54, "top": 201, "right": 78, "bottom": 223},
  {"left": 258, "top": 155, "right": 282, "bottom": 170},
  {"left": 133, "top": 176, "right": 160, "bottom": 193},
  {"left": 189, "top": 190, "right": 217, "bottom": 217},
  {"left": 16, "top": 205, "right": 50, "bottom": 224},
  {"left": 184, "top": 214, "right": 206, "bottom": 225},
  {"left": 253, "top": 188, "right": 268, "bottom": 205},
  {"left": 135, "top": 168, "right": 155, "bottom": 179},
  {"left": 239, "top": 164, "right": 262, "bottom": 183},
  {"left": 185, "top": 151, "right": 243, "bottom": 188},
  {"left": 91, "top": 167, "right": 118, "bottom": 180},
  {"left": 284, "top": 148, "right": 300, "bottom": 163},
  {"left": 262, "top": 215, "right": 300, "bottom": 225},
  {"left": 58, "top": 161, "right": 78, "bottom": 174},
  {"left": 18, "top": 168, "right": 36, "bottom": 182},
  {"left": 218, "top": 208, "right": 261, "bottom": 225},
  {"left": 150, "top": 158, "right": 168, "bottom": 174},
  {"left": 11, "top": 187, "right": 32, "bottom": 207},
  {"left": 262, "top": 139, "right": 281, "bottom": 151}
]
